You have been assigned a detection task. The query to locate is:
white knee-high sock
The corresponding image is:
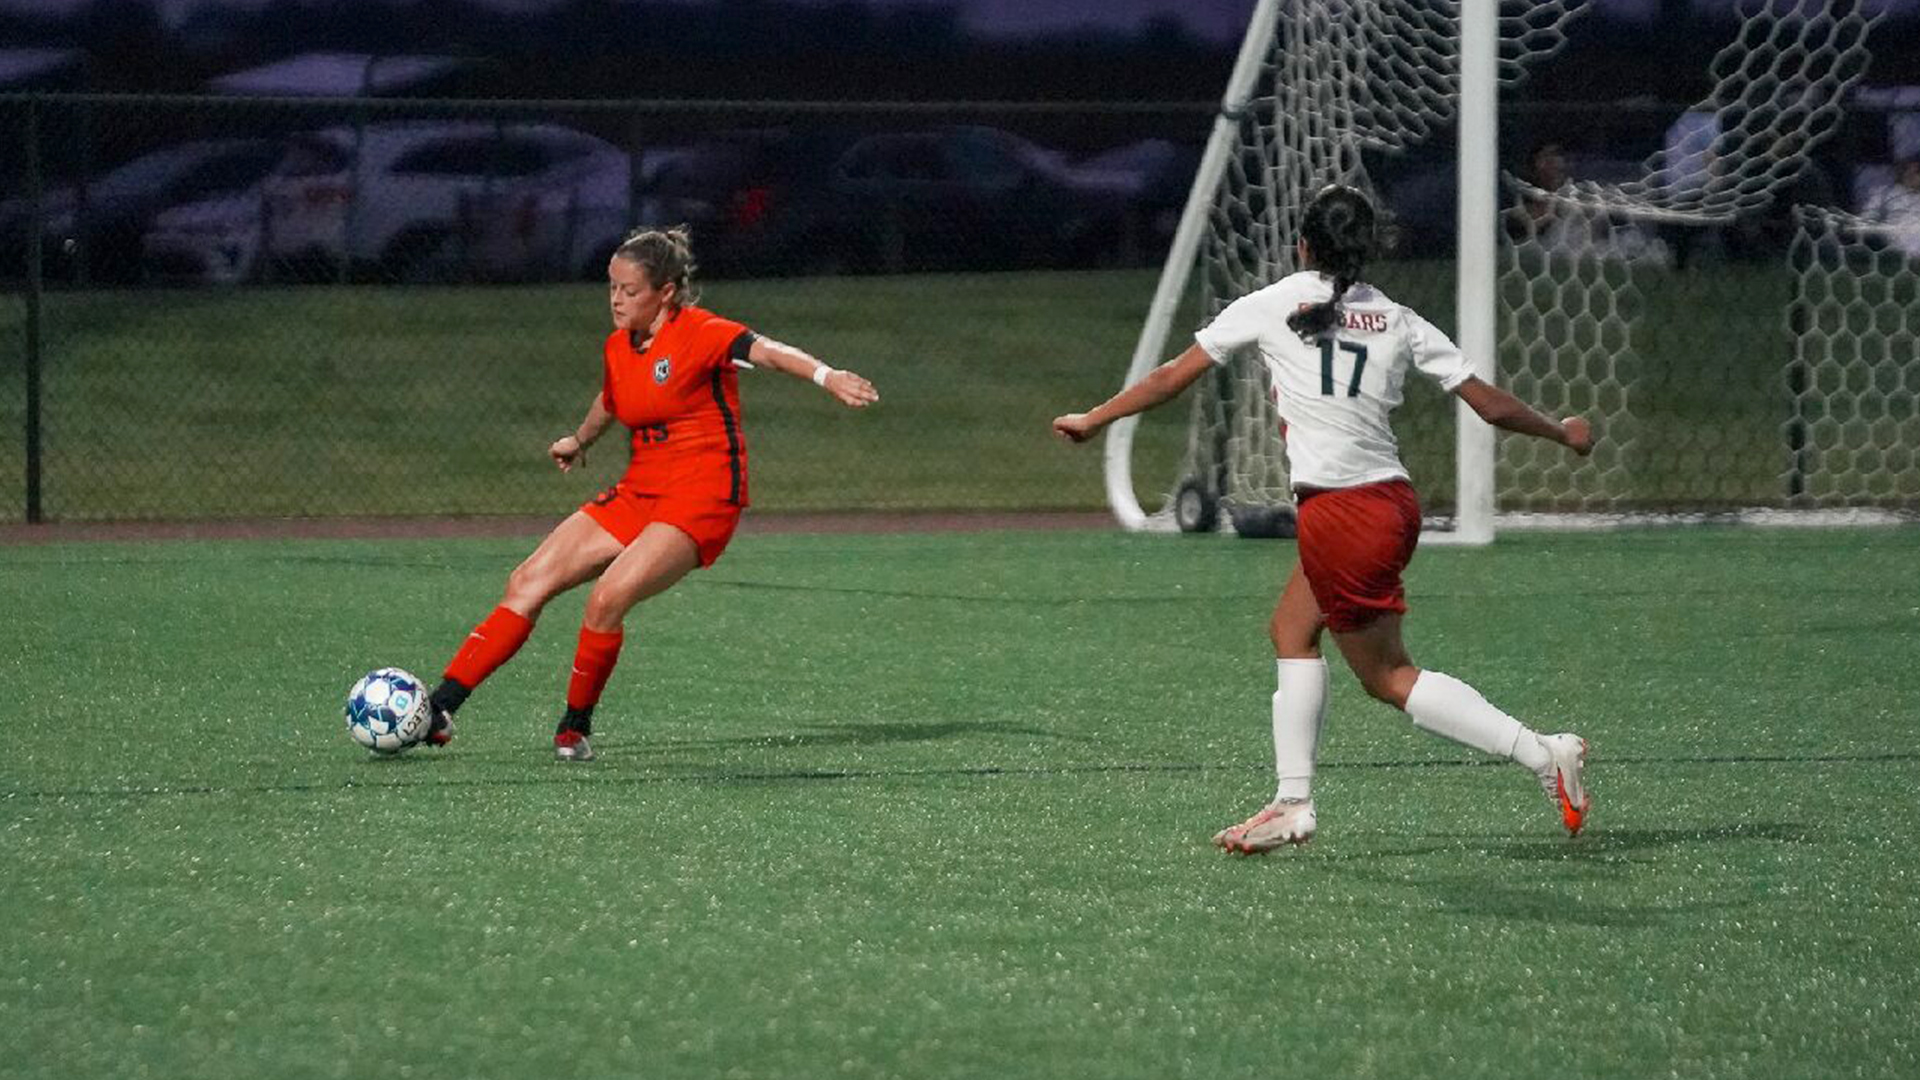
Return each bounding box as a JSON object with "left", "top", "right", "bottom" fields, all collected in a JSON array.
[
  {"left": 1403, "top": 670, "right": 1551, "bottom": 771},
  {"left": 1273, "top": 658, "right": 1330, "bottom": 802}
]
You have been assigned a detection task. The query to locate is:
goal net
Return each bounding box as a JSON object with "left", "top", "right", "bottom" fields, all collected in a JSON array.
[
  {"left": 1785, "top": 207, "right": 1920, "bottom": 516},
  {"left": 1108, "top": 0, "right": 1900, "bottom": 536}
]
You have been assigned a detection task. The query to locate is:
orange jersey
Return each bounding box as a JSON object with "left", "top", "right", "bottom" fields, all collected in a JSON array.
[{"left": 601, "top": 306, "right": 756, "bottom": 505}]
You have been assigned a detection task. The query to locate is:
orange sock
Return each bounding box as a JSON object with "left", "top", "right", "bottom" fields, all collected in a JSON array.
[
  {"left": 566, "top": 625, "right": 625, "bottom": 712},
  {"left": 443, "top": 606, "right": 534, "bottom": 690}
]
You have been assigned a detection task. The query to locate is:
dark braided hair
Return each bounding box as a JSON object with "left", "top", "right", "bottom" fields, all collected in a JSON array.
[
  {"left": 1286, "top": 185, "right": 1381, "bottom": 340},
  {"left": 614, "top": 225, "right": 698, "bottom": 308}
]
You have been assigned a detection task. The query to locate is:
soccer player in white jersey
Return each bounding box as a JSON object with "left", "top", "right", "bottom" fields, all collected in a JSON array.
[{"left": 1053, "top": 184, "right": 1596, "bottom": 852}]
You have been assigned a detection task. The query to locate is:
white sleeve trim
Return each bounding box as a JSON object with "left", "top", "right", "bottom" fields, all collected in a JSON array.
[
  {"left": 1193, "top": 290, "right": 1274, "bottom": 367},
  {"left": 1406, "top": 311, "right": 1474, "bottom": 392},
  {"left": 1194, "top": 330, "right": 1235, "bottom": 366},
  {"left": 1432, "top": 364, "right": 1473, "bottom": 392}
]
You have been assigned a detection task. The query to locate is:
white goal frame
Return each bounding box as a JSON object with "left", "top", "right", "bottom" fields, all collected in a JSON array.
[
  {"left": 1102, "top": 0, "right": 1502, "bottom": 543},
  {"left": 1108, "top": 0, "right": 1903, "bottom": 537}
]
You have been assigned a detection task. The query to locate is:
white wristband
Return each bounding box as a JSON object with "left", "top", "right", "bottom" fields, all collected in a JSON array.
[{"left": 811, "top": 365, "right": 835, "bottom": 387}]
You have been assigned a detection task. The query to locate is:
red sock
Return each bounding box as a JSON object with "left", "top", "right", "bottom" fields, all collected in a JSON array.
[
  {"left": 443, "top": 606, "right": 534, "bottom": 690},
  {"left": 566, "top": 625, "right": 625, "bottom": 712}
]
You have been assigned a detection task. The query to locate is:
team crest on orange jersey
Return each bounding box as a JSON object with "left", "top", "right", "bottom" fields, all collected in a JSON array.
[{"left": 654, "top": 356, "right": 671, "bottom": 384}]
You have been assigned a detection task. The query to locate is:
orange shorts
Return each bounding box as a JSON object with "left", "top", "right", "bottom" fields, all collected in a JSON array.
[
  {"left": 582, "top": 483, "right": 742, "bottom": 567},
  {"left": 1296, "top": 479, "right": 1422, "bottom": 633}
]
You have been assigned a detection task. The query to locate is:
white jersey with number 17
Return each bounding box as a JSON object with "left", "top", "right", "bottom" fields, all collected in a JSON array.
[{"left": 1193, "top": 271, "right": 1476, "bottom": 492}]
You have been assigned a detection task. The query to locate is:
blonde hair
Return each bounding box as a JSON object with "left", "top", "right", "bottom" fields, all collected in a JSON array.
[{"left": 613, "top": 226, "right": 698, "bottom": 307}]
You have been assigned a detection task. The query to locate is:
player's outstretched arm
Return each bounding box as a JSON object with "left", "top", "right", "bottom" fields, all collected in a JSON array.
[
  {"left": 1454, "top": 377, "right": 1593, "bottom": 455},
  {"left": 550, "top": 392, "right": 614, "bottom": 472},
  {"left": 747, "top": 336, "right": 879, "bottom": 408},
  {"left": 1053, "top": 343, "right": 1214, "bottom": 443}
]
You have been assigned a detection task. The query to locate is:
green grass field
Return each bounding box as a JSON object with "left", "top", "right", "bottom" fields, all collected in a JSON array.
[
  {"left": 4, "top": 525, "right": 1917, "bottom": 1078},
  {"left": 1, "top": 259, "right": 1869, "bottom": 524}
]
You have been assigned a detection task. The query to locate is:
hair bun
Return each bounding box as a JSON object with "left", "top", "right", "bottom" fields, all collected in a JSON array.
[{"left": 613, "top": 226, "right": 700, "bottom": 305}]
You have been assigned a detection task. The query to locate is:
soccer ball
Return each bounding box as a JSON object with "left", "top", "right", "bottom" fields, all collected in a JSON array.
[{"left": 345, "top": 667, "right": 432, "bottom": 754}]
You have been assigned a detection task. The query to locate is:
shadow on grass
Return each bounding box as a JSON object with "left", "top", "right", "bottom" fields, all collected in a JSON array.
[
  {"left": 1310, "top": 821, "right": 1807, "bottom": 927},
  {"left": 656, "top": 719, "right": 1068, "bottom": 751},
  {"left": 375, "top": 718, "right": 1071, "bottom": 766},
  {"left": 1328, "top": 821, "right": 1811, "bottom": 865},
  {"left": 1495, "top": 821, "right": 1812, "bottom": 858}
]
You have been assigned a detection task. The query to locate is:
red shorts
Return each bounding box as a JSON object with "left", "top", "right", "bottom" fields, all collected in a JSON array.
[
  {"left": 582, "top": 483, "right": 741, "bottom": 567},
  {"left": 1295, "top": 479, "right": 1422, "bottom": 632}
]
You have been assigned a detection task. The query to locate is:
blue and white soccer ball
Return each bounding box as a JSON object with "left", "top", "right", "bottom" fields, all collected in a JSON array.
[{"left": 345, "top": 667, "right": 432, "bottom": 754}]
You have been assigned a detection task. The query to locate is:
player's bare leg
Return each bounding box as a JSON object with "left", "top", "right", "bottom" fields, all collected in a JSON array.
[
  {"left": 553, "top": 522, "right": 701, "bottom": 761},
  {"left": 1331, "top": 614, "right": 1590, "bottom": 837},
  {"left": 1326, "top": 613, "right": 1418, "bottom": 709},
  {"left": 1216, "top": 563, "right": 1327, "bottom": 854},
  {"left": 502, "top": 511, "right": 627, "bottom": 619},
  {"left": 426, "top": 512, "right": 624, "bottom": 746},
  {"left": 1268, "top": 562, "right": 1326, "bottom": 660}
]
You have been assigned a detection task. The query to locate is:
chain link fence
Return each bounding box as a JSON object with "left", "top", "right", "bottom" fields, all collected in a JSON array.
[
  {"left": 1, "top": 93, "right": 1213, "bottom": 522},
  {"left": 3, "top": 92, "right": 1915, "bottom": 523}
]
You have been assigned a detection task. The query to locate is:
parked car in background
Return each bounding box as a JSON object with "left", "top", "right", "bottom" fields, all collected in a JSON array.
[
  {"left": 273, "top": 121, "right": 627, "bottom": 281},
  {"left": 0, "top": 136, "right": 285, "bottom": 283},
  {"left": 460, "top": 125, "right": 1193, "bottom": 282},
  {"left": 1078, "top": 137, "right": 1198, "bottom": 245},
  {"left": 147, "top": 121, "right": 628, "bottom": 283},
  {"left": 140, "top": 181, "right": 266, "bottom": 285},
  {"left": 457, "top": 128, "right": 815, "bottom": 281},
  {"left": 814, "top": 125, "right": 1170, "bottom": 273},
  {"left": 457, "top": 148, "right": 677, "bottom": 283},
  {"left": 204, "top": 51, "right": 475, "bottom": 98},
  {"left": 0, "top": 45, "right": 85, "bottom": 93}
]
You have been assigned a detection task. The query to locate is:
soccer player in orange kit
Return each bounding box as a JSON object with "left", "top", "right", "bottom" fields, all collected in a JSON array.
[{"left": 422, "top": 227, "right": 878, "bottom": 761}]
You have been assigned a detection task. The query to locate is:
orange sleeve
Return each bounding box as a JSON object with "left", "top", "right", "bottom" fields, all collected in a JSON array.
[{"left": 699, "top": 315, "right": 755, "bottom": 372}]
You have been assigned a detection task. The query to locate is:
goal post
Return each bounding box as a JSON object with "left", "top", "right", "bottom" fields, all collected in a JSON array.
[
  {"left": 1105, "top": 0, "right": 1585, "bottom": 539},
  {"left": 1107, "top": 0, "right": 1897, "bottom": 537},
  {"left": 1102, "top": 0, "right": 1283, "bottom": 533},
  {"left": 1454, "top": 0, "right": 1500, "bottom": 545}
]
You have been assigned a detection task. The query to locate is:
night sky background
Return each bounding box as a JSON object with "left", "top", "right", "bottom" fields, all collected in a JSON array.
[{"left": 3, "top": 0, "right": 1916, "bottom": 104}]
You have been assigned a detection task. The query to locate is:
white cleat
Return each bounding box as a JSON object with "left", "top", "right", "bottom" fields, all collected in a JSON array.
[
  {"left": 554, "top": 730, "right": 595, "bottom": 762},
  {"left": 1536, "top": 733, "right": 1590, "bottom": 837},
  {"left": 422, "top": 707, "right": 454, "bottom": 749},
  {"left": 1212, "top": 799, "right": 1316, "bottom": 854}
]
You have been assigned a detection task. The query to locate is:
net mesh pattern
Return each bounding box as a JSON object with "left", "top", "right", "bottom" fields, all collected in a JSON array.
[
  {"left": 1787, "top": 207, "right": 1920, "bottom": 513},
  {"left": 1496, "top": 247, "right": 1642, "bottom": 512},
  {"left": 1491, "top": 3, "right": 1889, "bottom": 519},
  {"left": 1168, "top": 0, "right": 1900, "bottom": 528},
  {"left": 1545, "top": 0, "right": 1882, "bottom": 222},
  {"left": 1178, "top": 0, "right": 1590, "bottom": 520}
]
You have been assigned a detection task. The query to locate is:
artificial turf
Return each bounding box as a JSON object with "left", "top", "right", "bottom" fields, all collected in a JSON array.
[{"left": 3, "top": 525, "right": 1917, "bottom": 1078}]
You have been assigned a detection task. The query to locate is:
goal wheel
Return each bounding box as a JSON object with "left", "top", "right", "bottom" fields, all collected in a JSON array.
[
  {"left": 1173, "top": 481, "right": 1219, "bottom": 533},
  {"left": 1227, "top": 502, "right": 1297, "bottom": 539}
]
